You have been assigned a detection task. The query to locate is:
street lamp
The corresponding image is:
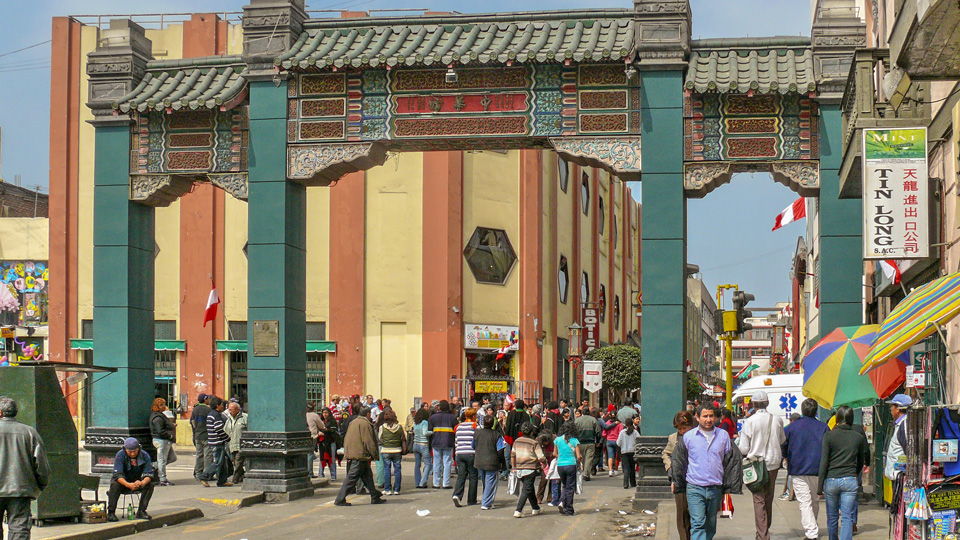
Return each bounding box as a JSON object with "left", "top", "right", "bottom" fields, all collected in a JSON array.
[{"left": 567, "top": 323, "right": 583, "bottom": 367}]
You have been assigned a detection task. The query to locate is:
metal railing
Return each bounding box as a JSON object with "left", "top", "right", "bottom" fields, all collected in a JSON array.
[{"left": 69, "top": 9, "right": 437, "bottom": 30}]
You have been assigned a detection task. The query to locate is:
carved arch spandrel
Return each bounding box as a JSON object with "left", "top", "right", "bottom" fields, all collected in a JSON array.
[
  {"left": 683, "top": 161, "right": 820, "bottom": 199},
  {"left": 130, "top": 173, "right": 249, "bottom": 207},
  {"left": 548, "top": 137, "right": 642, "bottom": 182}
]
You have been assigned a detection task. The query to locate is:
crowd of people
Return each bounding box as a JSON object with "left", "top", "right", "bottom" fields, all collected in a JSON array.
[{"left": 309, "top": 394, "right": 643, "bottom": 516}]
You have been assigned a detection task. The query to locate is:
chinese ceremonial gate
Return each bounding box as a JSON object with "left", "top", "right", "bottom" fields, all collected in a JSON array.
[{"left": 84, "top": 0, "right": 865, "bottom": 497}]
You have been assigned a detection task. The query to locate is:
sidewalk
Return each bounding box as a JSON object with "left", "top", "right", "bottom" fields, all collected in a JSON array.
[
  {"left": 18, "top": 450, "right": 331, "bottom": 540},
  {"left": 655, "top": 478, "right": 890, "bottom": 540}
]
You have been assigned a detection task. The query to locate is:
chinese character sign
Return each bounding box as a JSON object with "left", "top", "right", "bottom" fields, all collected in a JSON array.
[{"left": 862, "top": 128, "right": 928, "bottom": 259}]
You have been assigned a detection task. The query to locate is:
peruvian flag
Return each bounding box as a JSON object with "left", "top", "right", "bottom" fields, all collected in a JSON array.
[
  {"left": 203, "top": 284, "right": 220, "bottom": 327},
  {"left": 879, "top": 260, "right": 901, "bottom": 284},
  {"left": 495, "top": 346, "right": 510, "bottom": 360},
  {"left": 772, "top": 198, "right": 806, "bottom": 231}
]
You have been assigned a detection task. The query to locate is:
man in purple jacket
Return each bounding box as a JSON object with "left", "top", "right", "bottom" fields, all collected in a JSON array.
[{"left": 781, "top": 398, "right": 828, "bottom": 540}]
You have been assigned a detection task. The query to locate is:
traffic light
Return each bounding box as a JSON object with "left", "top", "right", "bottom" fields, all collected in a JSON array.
[{"left": 733, "top": 291, "right": 755, "bottom": 335}]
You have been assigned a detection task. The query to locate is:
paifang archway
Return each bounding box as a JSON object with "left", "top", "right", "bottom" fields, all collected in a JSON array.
[{"left": 83, "top": 0, "right": 865, "bottom": 495}]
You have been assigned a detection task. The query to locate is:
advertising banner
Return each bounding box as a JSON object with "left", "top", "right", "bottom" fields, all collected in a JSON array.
[
  {"left": 464, "top": 324, "right": 519, "bottom": 350},
  {"left": 583, "top": 360, "right": 602, "bottom": 393},
  {"left": 862, "top": 128, "right": 928, "bottom": 259}
]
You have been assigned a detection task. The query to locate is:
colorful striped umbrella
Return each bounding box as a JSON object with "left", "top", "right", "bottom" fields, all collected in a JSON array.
[
  {"left": 803, "top": 325, "right": 908, "bottom": 408},
  {"left": 861, "top": 272, "right": 960, "bottom": 374}
]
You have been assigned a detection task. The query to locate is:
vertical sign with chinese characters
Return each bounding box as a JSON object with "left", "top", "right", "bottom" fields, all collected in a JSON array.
[
  {"left": 862, "top": 128, "right": 928, "bottom": 259},
  {"left": 582, "top": 306, "right": 599, "bottom": 355}
]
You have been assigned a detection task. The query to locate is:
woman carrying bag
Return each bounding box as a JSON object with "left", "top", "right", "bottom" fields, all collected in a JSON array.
[
  {"left": 511, "top": 421, "right": 547, "bottom": 518},
  {"left": 553, "top": 422, "right": 581, "bottom": 516}
]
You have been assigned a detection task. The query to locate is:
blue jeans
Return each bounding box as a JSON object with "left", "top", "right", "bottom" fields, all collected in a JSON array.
[
  {"left": 479, "top": 469, "right": 499, "bottom": 508},
  {"left": 550, "top": 479, "right": 560, "bottom": 505},
  {"left": 383, "top": 453, "right": 402, "bottom": 492},
  {"left": 557, "top": 464, "right": 577, "bottom": 515},
  {"left": 153, "top": 438, "right": 171, "bottom": 482},
  {"left": 433, "top": 447, "right": 454, "bottom": 488},
  {"left": 824, "top": 476, "right": 858, "bottom": 540},
  {"left": 200, "top": 443, "right": 230, "bottom": 486},
  {"left": 686, "top": 484, "right": 722, "bottom": 540},
  {"left": 322, "top": 442, "right": 337, "bottom": 479},
  {"left": 414, "top": 443, "right": 432, "bottom": 487}
]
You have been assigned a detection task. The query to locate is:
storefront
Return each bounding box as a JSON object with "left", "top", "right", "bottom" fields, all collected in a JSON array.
[{"left": 463, "top": 323, "right": 519, "bottom": 403}]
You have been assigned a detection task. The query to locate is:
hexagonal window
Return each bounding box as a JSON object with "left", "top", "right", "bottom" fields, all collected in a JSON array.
[{"left": 463, "top": 227, "right": 517, "bottom": 285}]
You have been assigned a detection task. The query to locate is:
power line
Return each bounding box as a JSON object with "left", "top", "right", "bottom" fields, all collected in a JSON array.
[
  {"left": 0, "top": 65, "right": 52, "bottom": 74},
  {"left": 0, "top": 40, "right": 52, "bottom": 58},
  {"left": 701, "top": 245, "right": 794, "bottom": 273}
]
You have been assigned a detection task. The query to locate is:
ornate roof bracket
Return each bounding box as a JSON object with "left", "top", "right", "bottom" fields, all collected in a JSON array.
[
  {"left": 548, "top": 137, "right": 642, "bottom": 182},
  {"left": 208, "top": 173, "right": 249, "bottom": 201},
  {"left": 130, "top": 174, "right": 195, "bottom": 207},
  {"left": 286, "top": 142, "right": 390, "bottom": 186},
  {"left": 684, "top": 160, "right": 819, "bottom": 198}
]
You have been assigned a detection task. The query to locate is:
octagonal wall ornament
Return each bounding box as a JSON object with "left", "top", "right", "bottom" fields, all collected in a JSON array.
[{"left": 463, "top": 227, "right": 518, "bottom": 285}]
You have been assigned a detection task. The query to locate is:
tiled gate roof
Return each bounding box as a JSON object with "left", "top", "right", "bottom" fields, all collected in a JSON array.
[
  {"left": 276, "top": 10, "right": 637, "bottom": 70},
  {"left": 685, "top": 37, "right": 816, "bottom": 94},
  {"left": 113, "top": 56, "right": 248, "bottom": 113}
]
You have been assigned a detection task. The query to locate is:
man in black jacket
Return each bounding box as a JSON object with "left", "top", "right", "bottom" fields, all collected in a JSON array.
[{"left": 190, "top": 394, "right": 212, "bottom": 480}]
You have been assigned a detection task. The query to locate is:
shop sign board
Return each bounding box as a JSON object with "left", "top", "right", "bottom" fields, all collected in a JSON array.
[
  {"left": 475, "top": 380, "right": 509, "bottom": 393},
  {"left": 583, "top": 360, "right": 602, "bottom": 393},
  {"left": 862, "top": 127, "right": 929, "bottom": 259},
  {"left": 927, "top": 484, "right": 960, "bottom": 511},
  {"left": 582, "top": 306, "right": 599, "bottom": 354},
  {"left": 464, "top": 323, "right": 519, "bottom": 350}
]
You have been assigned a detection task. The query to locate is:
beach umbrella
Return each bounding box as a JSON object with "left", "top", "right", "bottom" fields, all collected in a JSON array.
[
  {"left": 802, "top": 325, "right": 908, "bottom": 408},
  {"left": 861, "top": 272, "right": 960, "bottom": 374}
]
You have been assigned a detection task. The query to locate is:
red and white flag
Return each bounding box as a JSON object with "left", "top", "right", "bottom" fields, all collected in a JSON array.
[
  {"left": 879, "top": 260, "right": 901, "bottom": 284},
  {"left": 772, "top": 198, "right": 807, "bottom": 231},
  {"left": 203, "top": 284, "right": 220, "bottom": 327}
]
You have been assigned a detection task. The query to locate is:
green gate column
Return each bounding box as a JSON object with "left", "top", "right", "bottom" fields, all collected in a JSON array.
[
  {"left": 817, "top": 103, "right": 864, "bottom": 338},
  {"left": 86, "top": 121, "right": 157, "bottom": 476},
  {"left": 241, "top": 79, "right": 312, "bottom": 497},
  {"left": 639, "top": 70, "right": 687, "bottom": 436}
]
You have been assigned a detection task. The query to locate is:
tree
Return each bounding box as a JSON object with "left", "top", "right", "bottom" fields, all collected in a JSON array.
[
  {"left": 686, "top": 372, "right": 703, "bottom": 403},
  {"left": 584, "top": 344, "right": 641, "bottom": 404}
]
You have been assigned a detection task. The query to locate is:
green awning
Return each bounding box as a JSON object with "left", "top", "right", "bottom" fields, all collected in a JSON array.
[
  {"left": 70, "top": 339, "right": 185, "bottom": 352},
  {"left": 216, "top": 340, "right": 336, "bottom": 353}
]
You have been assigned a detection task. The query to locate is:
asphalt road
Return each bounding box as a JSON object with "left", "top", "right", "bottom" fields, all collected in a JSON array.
[{"left": 131, "top": 463, "right": 648, "bottom": 540}]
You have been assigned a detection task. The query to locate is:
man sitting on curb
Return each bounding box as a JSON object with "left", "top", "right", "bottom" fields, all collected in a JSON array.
[{"left": 107, "top": 438, "right": 155, "bottom": 522}]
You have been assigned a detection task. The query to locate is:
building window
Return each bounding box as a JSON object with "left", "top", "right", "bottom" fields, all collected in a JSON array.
[
  {"left": 228, "top": 320, "right": 247, "bottom": 341},
  {"left": 598, "top": 196, "right": 605, "bottom": 235},
  {"left": 154, "top": 349, "right": 177, "bottom": 406},
  {"left": 581, "top": 172, "right": 590, "bottom": 215},
  {"left": 306, "top": 353, "right": 326, "bottom": 407},
  {"left": 463, "top": 227, "right": 518, "bottom": 285},
  {"left": 155, "top": 320, "right": 177, "bottom": 340},
  {"left": 558, "top": 256, "right": 569, "bottom": 304},
  {"left": 581, "top": 272, "right": 590, "bottom": 304},
  {"left": 598, "top": 284, "right": 606, "bottom": 322},
  {"left": 229, "top": 352, "right": 248, "bottom": 407},
  {"left": 558, "top": 158, "right": 569, "bottom": 193},
  {"left": 614, "top": 295, "right": 621, "bottom": 329},
  {"left": 613, "top": 214, "right": 618, "bottom": 248},
  {"left": 307, "top": 322, "right": 327, "bottom": 340},
  {"left": 557, "top": 337, "right": 570, "bottom": 401}
]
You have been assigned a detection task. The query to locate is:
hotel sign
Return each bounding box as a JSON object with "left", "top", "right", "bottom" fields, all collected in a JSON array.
[{"left": 862, "top": 128, "right": 928, "bottom": 259}]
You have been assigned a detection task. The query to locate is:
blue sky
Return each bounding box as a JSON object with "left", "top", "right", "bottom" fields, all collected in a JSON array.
[{"left": 0, "top": 0, "right": 811, "bottom": 307}]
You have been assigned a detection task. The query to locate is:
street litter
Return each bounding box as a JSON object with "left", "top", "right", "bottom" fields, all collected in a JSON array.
[{"left": 416, "top": 509, "right": 430, "bottom": 517}]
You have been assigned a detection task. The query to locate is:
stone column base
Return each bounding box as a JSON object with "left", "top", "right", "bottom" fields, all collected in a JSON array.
[
  {"left": 84, "top": 426, "right": 155, "bottom": 482},
  {"left": 634, "top": 436, "right": 673, "bottom": 511},
  {"left": 240, "top": 431, "right": 314, "bottom": 499}
]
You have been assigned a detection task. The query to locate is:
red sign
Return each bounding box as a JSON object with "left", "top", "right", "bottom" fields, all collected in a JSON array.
[
  {"left": 582, "top": 306, "right": 599, "bottom": 354},
  {"left": 393, "top": 93, "right": 529, "bottom": 115}
]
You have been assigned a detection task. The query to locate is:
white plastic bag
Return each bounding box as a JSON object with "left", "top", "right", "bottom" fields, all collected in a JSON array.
[
  {"left": 546, "top": 460, "right": 560, "bottom": 480},
  {"left": 575, "top": 470, "right": 583, "bottom": 494},
  {"left": 507, "top": 471, "right": 519, "bottom": 495}
]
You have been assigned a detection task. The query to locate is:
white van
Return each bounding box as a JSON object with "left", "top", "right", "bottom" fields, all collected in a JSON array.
[{"left": 731, "top": 373, "right": 805, "bottom": 427}]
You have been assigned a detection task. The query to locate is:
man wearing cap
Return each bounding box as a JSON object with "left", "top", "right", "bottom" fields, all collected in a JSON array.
[
  {"left": 884, "top": 394, "right": 911, "bottom": 481},
  {"left": 737, "top": 391, "right": 786, "bottom": 540},
  {"left": 107, "top": 438, "right": 155, "bottom": 521},
  {"left": 190, "top": 393, "right": 213, "bottom": 480}
]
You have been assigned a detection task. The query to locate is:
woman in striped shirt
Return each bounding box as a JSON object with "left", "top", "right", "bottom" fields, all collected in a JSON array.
[{"left": 452, "top": 408, "right": 479, "bottom": 507}]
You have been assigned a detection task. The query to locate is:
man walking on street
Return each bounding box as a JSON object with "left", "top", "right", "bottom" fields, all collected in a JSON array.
[
  {"left": 306, "top": 402, "right": 325, "bottom": 478},
  {"left": 574, "top": 407, "right": 600, "bottom": 481},
  {"left": 191, "top": 393, "right": 213, "bottom": 480},
  {"left": 0, "top": 396, "right": 50, "bottom": 540},
  {"left": 429, "top": 401, "right": 458, "bottom": 489},
  {"left": 671, "top": 404, "right": 742, "bottom": 540},
  {"left": 782, "top": 398, "right": 828, "bottom": 540},
  {"left": 198, "top": 397, "right": 233, "bottom": 487},
  {"left": 737, "top": 391, "right": 786, "bottom": 540},
  {"left": 224, "top": 402, "right": 248, "bottom": 484},
  {"left": 334, "top": 407, "right": 385, "bottom": 506}
]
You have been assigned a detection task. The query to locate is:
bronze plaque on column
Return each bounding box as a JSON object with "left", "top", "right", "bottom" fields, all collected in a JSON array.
[{"left": 253, "top": 320, "right": 279, "bottom": 357}]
